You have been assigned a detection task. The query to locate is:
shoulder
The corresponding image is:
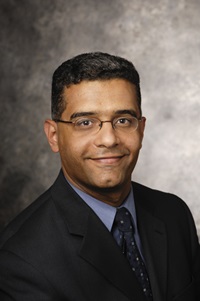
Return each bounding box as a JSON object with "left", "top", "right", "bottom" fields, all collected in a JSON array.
[
  {"left": 132, "top": 181, "right": 186, "bottom": 205},
  {"left": 0, "top": 170, "right": 70, "bottom": 248},
  {"left": 0, "top": 187, "right": 53, "bottom": 248},
  {"left": 131, "top": 181, "right": 194, "bottom": 223},
  {"left": 0, "top": 170, "right": 87, "bottom": 255},
  {"left": 131, "top": 182, "right": 199, "bottom": 245}
]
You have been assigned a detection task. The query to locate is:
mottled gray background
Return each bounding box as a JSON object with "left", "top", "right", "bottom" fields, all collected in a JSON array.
[{"left": 0, "top": 0, "right": 200, "bottom": 236}]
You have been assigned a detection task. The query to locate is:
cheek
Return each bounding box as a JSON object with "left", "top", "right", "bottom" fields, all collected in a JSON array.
[
  {"left": 123, "top": 134, "right": 142, "bottom": 151},
  {"left": 59, "top": 134, "right": 90, "bottom": 162}
]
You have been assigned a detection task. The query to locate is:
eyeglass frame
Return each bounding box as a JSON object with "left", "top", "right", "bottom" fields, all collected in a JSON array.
[{"left": 53, "top": 115, "right": 143, "bottom": 134}]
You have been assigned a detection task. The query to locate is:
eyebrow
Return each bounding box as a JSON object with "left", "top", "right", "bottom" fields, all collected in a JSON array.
[
  {"left": 70, "top": 112, "right": 96, "bottom": 119},
  {"left": 70, "top": 109, "right": 137, "bottom": 120},
  {"left": 115, "top": 110, "right": 137, "bottom": 117}
]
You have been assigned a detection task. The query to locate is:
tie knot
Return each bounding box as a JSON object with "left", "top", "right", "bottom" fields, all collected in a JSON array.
[{"left": 114, "top": 207, "right": 134, "bottom": 233}]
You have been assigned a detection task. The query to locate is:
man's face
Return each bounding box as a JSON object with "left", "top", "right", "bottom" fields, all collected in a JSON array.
[{"left": 45, "top": 79, "right": 145, "bottom": 205}]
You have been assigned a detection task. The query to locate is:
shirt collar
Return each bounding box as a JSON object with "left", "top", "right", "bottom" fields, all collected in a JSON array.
[{"left": 66, "top": 180, "right": 138, "bottom": 233}]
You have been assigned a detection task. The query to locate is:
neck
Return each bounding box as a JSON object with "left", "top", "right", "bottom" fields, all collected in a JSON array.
[
  {"left": 62, "top": 168, "right": 132, "bottom": 207},
  {"left": 70, "top": 180, "right": 131, "bottom": 207}
]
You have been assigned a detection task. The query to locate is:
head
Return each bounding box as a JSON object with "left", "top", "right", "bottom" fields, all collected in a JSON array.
[
  {"left": 51, "top": 52, "right": 142, "bottom": 119},
  {"left": 45, "top": 52, "right": 145, "bottom": 206}
]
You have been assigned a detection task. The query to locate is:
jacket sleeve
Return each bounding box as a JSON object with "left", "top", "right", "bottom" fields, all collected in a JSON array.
[
  {"left": 188, "top": 211, "right": 200, "bottom": 299},
  {"left": 194, "top": 244, "right": 200, "bottom": 299},
  {"left": 0, "top": 250, "right": 59, "bottom": 301}
]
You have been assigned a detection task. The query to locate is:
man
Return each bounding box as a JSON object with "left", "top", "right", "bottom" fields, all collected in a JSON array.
[{"left": 0, "top": 52, "right": 199, "bottom": 301}]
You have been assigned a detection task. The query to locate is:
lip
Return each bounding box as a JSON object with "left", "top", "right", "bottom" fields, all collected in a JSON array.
[{"left": 90, "top": 155, "right": 125, "bottom": 165}]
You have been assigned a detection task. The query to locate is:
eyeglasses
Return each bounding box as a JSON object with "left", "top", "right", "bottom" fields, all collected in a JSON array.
[{"left": 53, "top": 116, "right": 142, "bottom": 134}]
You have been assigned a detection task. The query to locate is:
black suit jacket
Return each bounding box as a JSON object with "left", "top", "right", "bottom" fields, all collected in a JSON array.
[{"left": 0, "top": 170, "right": 200, "bottom": 301}]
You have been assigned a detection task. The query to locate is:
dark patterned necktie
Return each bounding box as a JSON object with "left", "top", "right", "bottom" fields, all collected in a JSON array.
[{"left": 113, "top": 207, "right": 153, "bottom": 300}]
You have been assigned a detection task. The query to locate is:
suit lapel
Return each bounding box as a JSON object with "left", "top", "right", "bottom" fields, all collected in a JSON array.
[{"left": 134, "top": 184, "right": 168, "bottom": 301}]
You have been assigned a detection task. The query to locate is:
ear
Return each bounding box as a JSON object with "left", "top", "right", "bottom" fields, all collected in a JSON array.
[
  {"left": 139, "top": 116, "right": 146, "bottom": 148},
  {"left": 44, "top": 119, "right": 59, "bottom": 153},
  {"left": 140, "top": 116, "right": 146, "bottom": 135}
]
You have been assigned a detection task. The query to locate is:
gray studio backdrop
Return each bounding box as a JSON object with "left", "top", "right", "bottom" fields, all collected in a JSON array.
[{"left": 0, "top": 0, "right": 200, "bottom": 236}]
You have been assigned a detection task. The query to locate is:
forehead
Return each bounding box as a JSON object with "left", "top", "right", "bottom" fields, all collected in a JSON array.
[{"left": 62, "top": 79, "right": 139, "bottom": 116}]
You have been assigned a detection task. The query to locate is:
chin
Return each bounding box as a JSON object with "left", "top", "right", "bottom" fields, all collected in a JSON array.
[{"left": 91, "top": 179, "right": 127, "bottom": 192}]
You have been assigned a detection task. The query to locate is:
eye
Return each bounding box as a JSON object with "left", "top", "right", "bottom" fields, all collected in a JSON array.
[
  {"left": 75, "top": 118, "right": 95, "bottom": 127},
  {"left": 115, "top": 117, "right": 132, "bottom": 126}
]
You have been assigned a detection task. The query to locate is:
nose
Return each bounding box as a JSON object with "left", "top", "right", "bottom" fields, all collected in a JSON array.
[
  {"left": 94, "top": 121, "right": 120, "bottom": 148},
  {"left": 99, "top": 120, "right": 115, "bottom": 130}
]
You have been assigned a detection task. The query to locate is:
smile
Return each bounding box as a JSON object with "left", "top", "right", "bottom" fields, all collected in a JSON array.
[{"left": 90, "top": 155, "right": 125, "bottom": 165}]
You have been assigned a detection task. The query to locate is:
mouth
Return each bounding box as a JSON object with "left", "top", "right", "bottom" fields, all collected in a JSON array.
[{"left": 90, "top": 155, "right": 126, "bottom": 165}]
